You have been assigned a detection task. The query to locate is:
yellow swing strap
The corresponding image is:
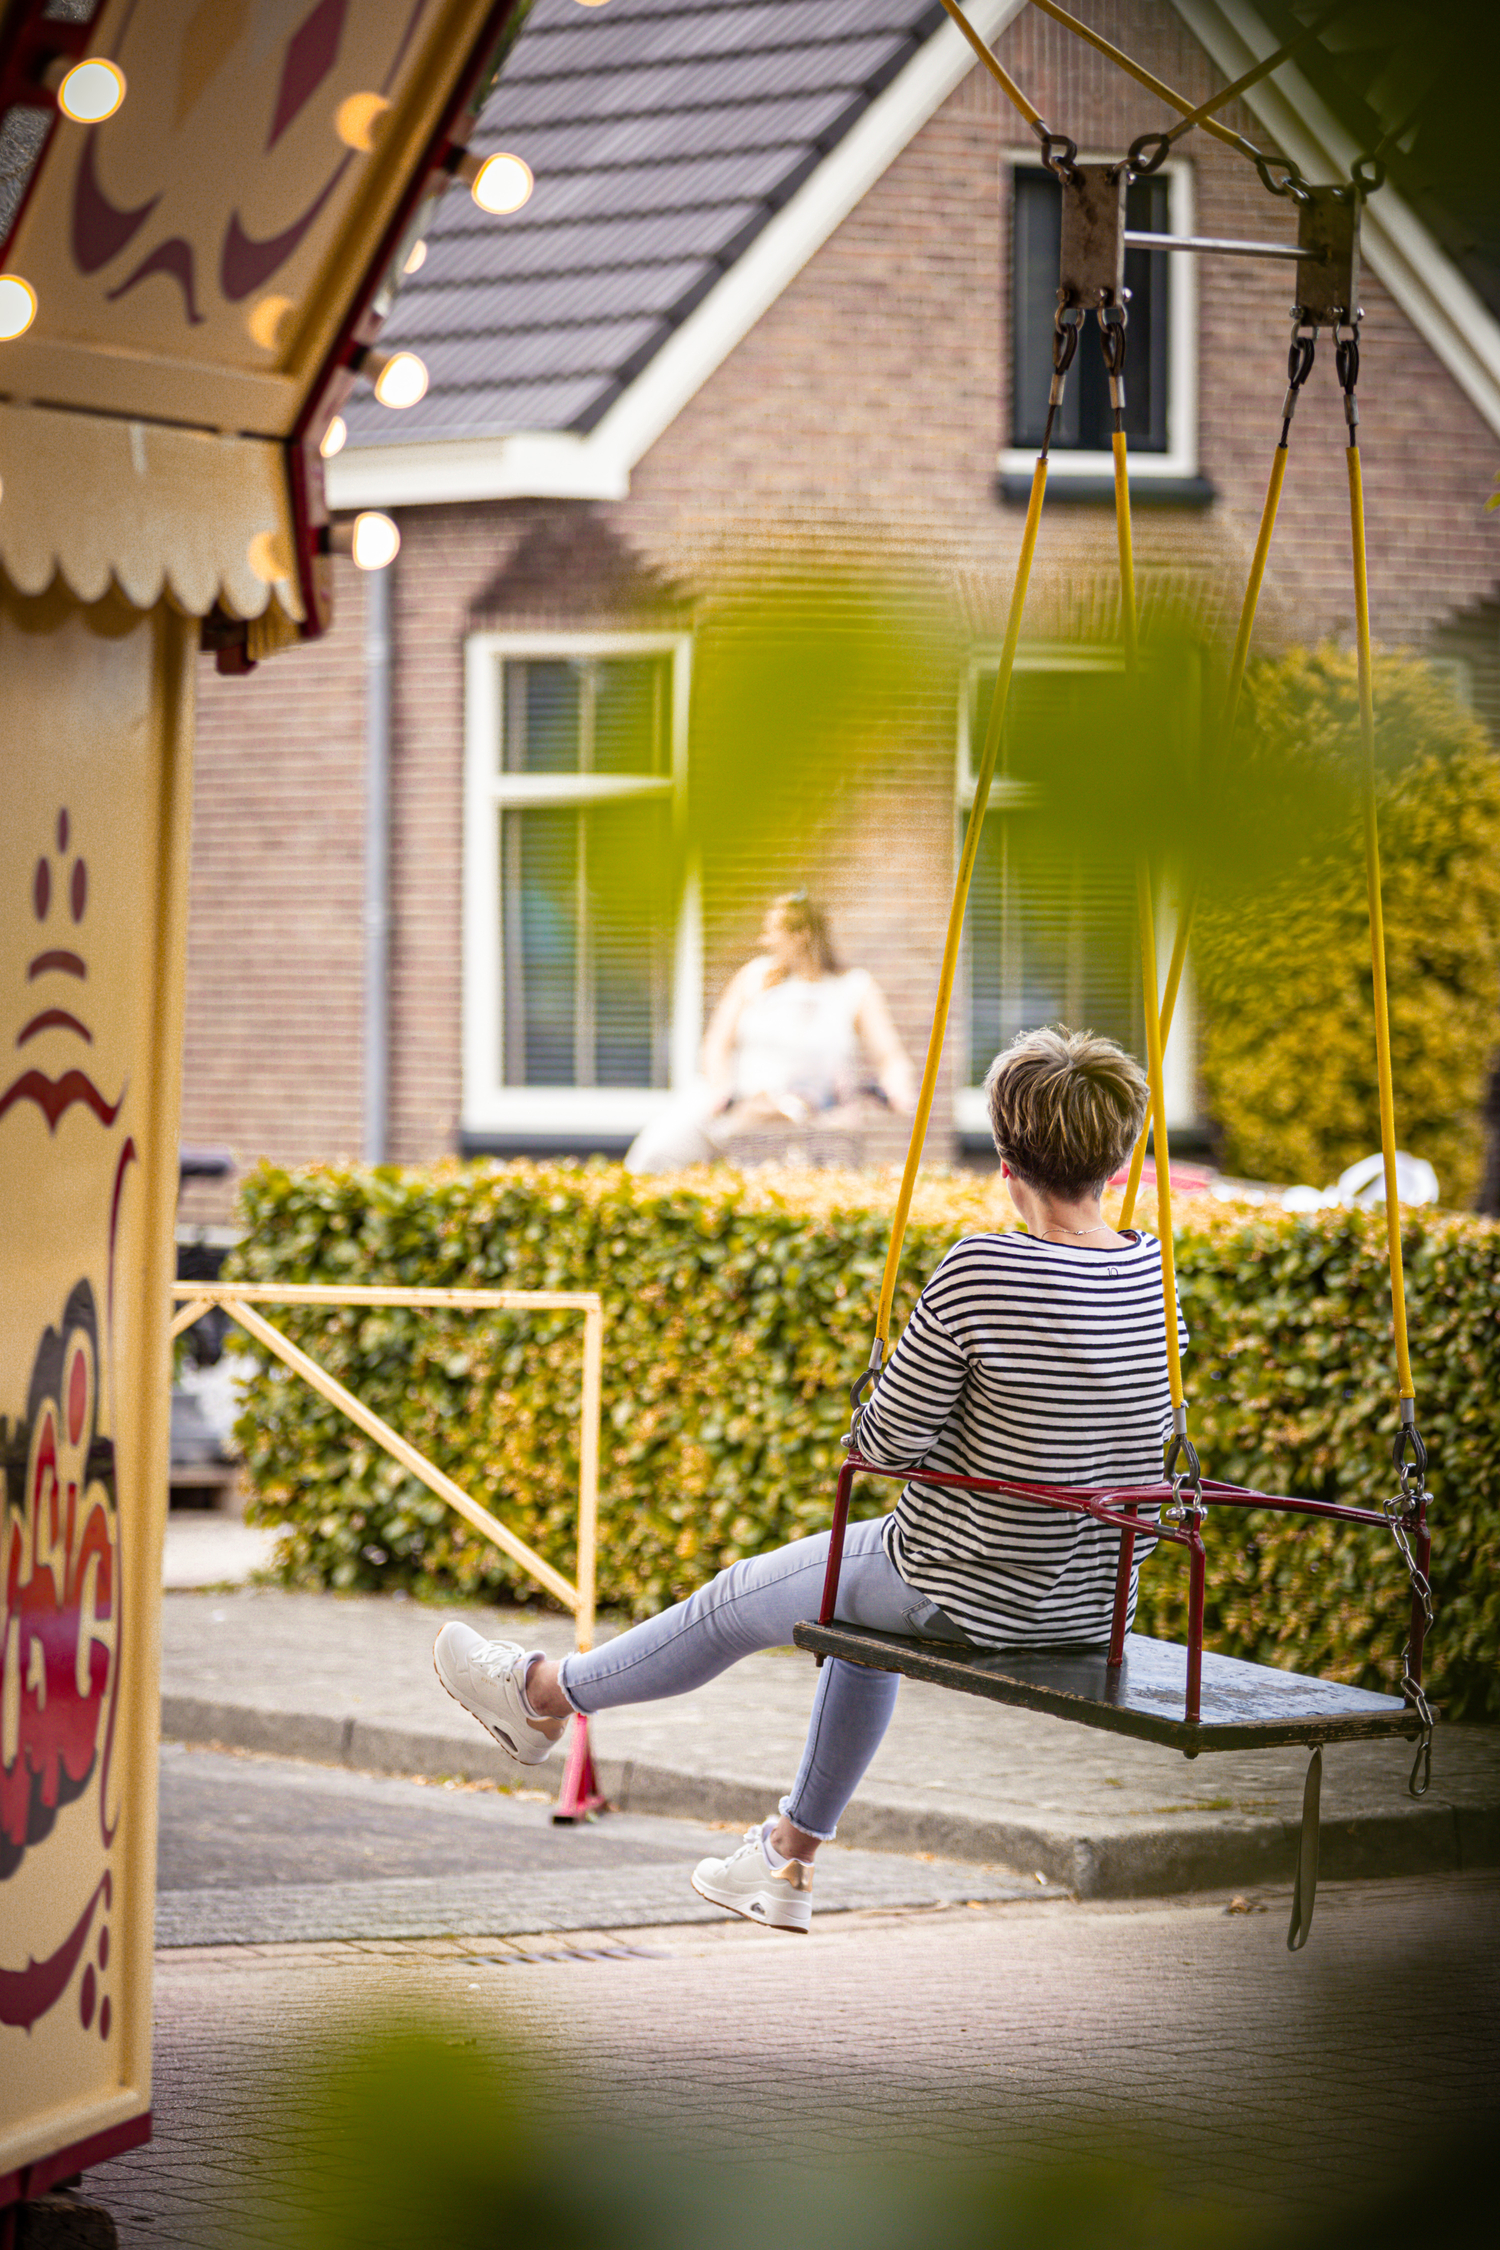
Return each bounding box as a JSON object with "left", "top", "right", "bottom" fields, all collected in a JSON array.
[
  {"left": 1118, "top": 439, "right": 1291, "bottom": 1226},
  {"left": 1347, "top": 439, "right": 1416, "bottom": 1404},
  {"left": 871, "top": 455, "right": 1050, "bottom": 1355},
  {"left": 936, "top": 0, "right": 1044, "bottom": 131},
  {"left": 1111, "top": 425, "right": 1186, "bottom": 1418}
]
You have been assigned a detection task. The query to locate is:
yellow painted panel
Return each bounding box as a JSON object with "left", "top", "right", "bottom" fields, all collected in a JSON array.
[
  {"left": 0, "top": 402, "right": 303, "bottom": 622},
  {"left": 0, "top": 583, "right": 194, "bottom": 2176},
  {"left": 0, "top": 0, "right": 517, "bottom": 438}
]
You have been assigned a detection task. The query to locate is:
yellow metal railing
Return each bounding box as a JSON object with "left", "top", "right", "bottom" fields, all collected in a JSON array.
[{"left": 170, "top": 1283, "right": 603, "bottom": 1650}]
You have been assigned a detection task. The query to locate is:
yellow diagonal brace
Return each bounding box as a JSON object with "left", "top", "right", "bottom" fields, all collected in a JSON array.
[{"left": 223, "top": 1294, "right": 582, "bottom": 1612}]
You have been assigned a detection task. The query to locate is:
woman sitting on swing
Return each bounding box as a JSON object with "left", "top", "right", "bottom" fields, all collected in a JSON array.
[{"left": 436, "top": 1025, "right": 1185, "bottom": 1934}]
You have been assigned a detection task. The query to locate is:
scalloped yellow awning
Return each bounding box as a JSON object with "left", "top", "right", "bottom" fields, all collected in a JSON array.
[{"left": 0, "top": 401, "right": 303, "bottom": 622}]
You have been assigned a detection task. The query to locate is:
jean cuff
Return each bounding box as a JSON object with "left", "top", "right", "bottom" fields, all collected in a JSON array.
[
  {"left": 778, "top": 1791, "right": 838, "bottom": 1844},
  {"left": 554, "top": 1654, "right": 589, "bottom": 1717}
]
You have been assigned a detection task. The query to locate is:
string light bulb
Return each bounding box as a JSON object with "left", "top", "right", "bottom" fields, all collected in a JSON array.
[
  {"left": 370, "top": 351, "right": 428, "bottom": 408},
  {"left": 351, "top": 512, "right": 400, "bottom": 570},
  {"left": 320, "top": 415, "right": 348, "bottom": 459},
  {"left": 56, "top": 58, "right": 127, "bottom": 122},
  {"left": 403, "top": 239, "right": 428, "bottom": 275},
  {"left": 471, "top": 152, "right": 533, "bottom": 214},
  {"left": 0, "top": 274, "right": 37, "bottom": 340}
]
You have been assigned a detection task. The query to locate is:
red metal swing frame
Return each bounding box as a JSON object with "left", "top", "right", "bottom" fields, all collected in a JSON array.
[{"left": 814, "top": 1451, "right": 1430, "bottom": 1732}]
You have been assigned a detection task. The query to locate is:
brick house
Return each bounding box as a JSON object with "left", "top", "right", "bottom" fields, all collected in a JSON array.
[{"left": 179, "top": 0, "right": 1500, "bottom": 1214}]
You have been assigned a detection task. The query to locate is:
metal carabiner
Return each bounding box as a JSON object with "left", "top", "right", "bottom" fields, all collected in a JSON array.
[
  {"left": 1391, "top": 1414, "right": 1428, "bottom": 1491},
  {"left": 1160, "top": 1429, "right": 1203, "bottom": 1526}
]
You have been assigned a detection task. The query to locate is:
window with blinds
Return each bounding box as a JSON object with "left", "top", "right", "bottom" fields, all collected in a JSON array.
[
  {"left": 496, "top": 656, "right": 673, "bottom": 1090},
  {"left": 964, "top": 664, "right": 1143, "bottom": 1084},
  {"left": 1011, "top": 166, "right": 1172, "bottom": 454}
]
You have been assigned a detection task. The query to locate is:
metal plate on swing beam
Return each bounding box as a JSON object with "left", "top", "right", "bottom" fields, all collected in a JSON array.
[{"left": 790, "top": 1625, "right": 1419, "bottom": 1752}]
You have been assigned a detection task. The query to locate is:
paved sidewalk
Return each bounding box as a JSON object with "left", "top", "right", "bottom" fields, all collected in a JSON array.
[{"left": 160, "top": 1588, "right": 1500, "bottom": 1897}]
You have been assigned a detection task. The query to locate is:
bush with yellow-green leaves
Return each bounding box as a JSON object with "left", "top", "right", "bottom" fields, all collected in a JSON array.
[
  {"left": 1196, "top": 647, "right": 1500, "bottom": 1205},
  {"left": 228, "top": 1159, "right": 1500, "bottom": 1720}
]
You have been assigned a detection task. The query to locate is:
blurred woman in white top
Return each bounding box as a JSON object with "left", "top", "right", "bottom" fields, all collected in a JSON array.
[{"left": 624, "top": 892, "right": 916, "bottom": 1172}]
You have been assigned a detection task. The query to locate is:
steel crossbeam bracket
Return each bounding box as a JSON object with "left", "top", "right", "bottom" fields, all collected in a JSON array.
[{"left": 1058, "top": 163, "right": 1128, "bottom": 309}]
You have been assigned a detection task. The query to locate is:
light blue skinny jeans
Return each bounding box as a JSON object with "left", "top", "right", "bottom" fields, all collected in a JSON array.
[{"left": 556, "top": 1517, "right": 967, "bottom": 1841}]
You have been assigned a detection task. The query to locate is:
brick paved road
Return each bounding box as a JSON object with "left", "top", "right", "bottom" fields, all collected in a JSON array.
[
  {"left": 97, "top": 1873, "right": 1499, "bottom": 2248},
  {"left": 155, "top": 1744, "right": 1054, "bottom": 1943}
]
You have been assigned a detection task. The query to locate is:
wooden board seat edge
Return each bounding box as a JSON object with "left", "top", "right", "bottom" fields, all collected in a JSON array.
[{"left": 791, "top": 1623, "right": 1421, "bottom": 1754}]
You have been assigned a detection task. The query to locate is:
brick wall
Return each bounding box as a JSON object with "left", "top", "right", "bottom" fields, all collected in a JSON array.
[
  {"left": 180, "top": 561, "right": 367, "bottom": 1220},
  {"left": 180, "top": 0, "right": 1500, "bottom": 1192}
]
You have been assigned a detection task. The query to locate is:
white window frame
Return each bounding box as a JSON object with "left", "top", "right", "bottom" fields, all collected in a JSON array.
[
  {"left": 998, "top": 154, "right": 1199, "bottom": 486},
  {"left": 953, "top": 643, "right": 1195, "bottom": 1135},
  {"left": 462, "top": 630, "right": 700, "bottom": 1138}
]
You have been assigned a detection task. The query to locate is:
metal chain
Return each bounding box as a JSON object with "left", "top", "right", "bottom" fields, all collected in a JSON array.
[
  {"left": 1402, "top": 1655, "right": 1434, "bottom": 1797},
  {"left": 1384, "top": 1409, "right": 1435, "bottom": 1796}
]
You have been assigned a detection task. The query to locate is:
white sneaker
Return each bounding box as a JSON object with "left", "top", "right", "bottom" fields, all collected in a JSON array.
[
  {"left": 691, "top": 1818, "right": 814, "bottom": 1934},
  {"left": 432, "top": 1624, "right": 559, "bottom": 1768}
]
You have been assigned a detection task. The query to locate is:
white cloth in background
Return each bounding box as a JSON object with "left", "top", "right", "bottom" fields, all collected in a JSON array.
[
  {"left": 624, "top": 967, "right": 876, "bottom": 1172},
  {"left": 731, "top": 968, "right": 873, "bottom": 1107}
]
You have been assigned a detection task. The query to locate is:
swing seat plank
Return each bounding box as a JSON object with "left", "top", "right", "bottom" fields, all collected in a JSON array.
[{"left": 791, "top": 1623, "right": 1418, "bottom": 1753}]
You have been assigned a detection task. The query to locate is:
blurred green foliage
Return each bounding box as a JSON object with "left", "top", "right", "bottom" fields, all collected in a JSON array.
[
  {"left": 245, "top": 2011, "right": 1493, "bottom": 2250},
  {"left": 228, "top": 1162, "right": 1499, "bottom": 1719},
  {"left": 256, "top": 2019, "right": 1256, "bottom": 2250},
  {"left": 1196, "top": 647, "right": 1500, "bottom": 1203}
]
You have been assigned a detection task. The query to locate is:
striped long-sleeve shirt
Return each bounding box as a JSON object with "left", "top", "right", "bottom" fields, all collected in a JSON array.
[{"left": 858, "top": 1228, "right": 1188, "bottom": 1648}]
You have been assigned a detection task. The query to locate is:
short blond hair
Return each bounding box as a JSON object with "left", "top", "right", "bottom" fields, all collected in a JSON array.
[{"left": 984, "top": 1026, "right": 1148, "bottom": 1198}]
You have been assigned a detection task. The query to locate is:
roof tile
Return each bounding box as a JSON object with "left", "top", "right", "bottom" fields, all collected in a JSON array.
[{"left": 344, "top": 0, "right": 944, "bottom": 449}]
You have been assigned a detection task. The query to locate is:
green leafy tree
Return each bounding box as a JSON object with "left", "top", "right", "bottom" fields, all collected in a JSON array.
[{"left": 1195, "top": 647, "right": 1500, "bottom": 1205}]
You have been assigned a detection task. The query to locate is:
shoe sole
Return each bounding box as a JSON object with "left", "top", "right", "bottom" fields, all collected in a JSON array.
[
  {"left": 431, "top": 1645, "right": 554, "bottom": 1770},
  {"left": 689, "top": 1871, "right": 809, "bottom": 1935}
]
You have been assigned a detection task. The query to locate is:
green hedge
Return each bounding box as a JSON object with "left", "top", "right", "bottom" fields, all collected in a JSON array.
[{"left": 227, "top": 1161, "right": 1500, "bottom": 1720}]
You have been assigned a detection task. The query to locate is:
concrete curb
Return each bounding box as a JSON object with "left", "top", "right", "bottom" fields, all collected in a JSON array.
[{"left": 160, "top": 1694, "right": 1499, "bottom": 1901}]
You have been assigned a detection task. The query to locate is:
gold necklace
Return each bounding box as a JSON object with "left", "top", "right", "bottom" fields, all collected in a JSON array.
[{"left": 1043, "top": 1221, "right": 1111, "bottom": 1237}]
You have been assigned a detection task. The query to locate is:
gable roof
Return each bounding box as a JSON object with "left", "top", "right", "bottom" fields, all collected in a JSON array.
[
  {"left": 328, "top": 0, "right": 1500, "bottom": 512},
  {"left": 340, "top": 0, "right": 950, "bottom": 450},
  {"left": 329, "top": 0, "right": 1023, "bottom": 506}
]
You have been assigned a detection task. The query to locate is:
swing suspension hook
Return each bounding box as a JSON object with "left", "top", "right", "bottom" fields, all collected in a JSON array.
[
  {"left": 1125, "top": 129, "right": 1170, "bottom": 179},
  {"left": 1279, "top": 320, "right": 1318, "bottom": 443},
  {"left": 1098, "top": 302, "right": 1128, "bottom": 378},
  {"left": 1255, "top": 151, "right": 1312, "bottom": 204},
  {"left": 845, "top": 1339, "right": 885, "bottom": 1451},
  {"left": 1037, "top": 125, "right": 1080, "bottom": 183},
  {"left": 1350, "top": 155, "right": 1387, "bottom": 198},
  {"left": 1335, "top": 320, "right": 1361, "bottom": 431}
]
